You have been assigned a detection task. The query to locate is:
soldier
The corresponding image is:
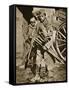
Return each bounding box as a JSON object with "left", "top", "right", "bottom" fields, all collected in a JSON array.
[
  {"left": 38, "top": 9, "right": 59, "bottom": 78},
  {"left": 25, "top": 17, "right": 38, "bottom": 76}
]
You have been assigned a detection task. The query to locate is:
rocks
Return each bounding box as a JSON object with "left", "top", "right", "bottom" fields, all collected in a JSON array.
[{"left": 16, "top": 7, "right": 29, "bottom": 67}]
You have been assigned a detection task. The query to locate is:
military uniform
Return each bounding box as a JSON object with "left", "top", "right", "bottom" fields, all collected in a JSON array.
[{"left": 35, "top": 17, "right": 55, "bottom": 80}]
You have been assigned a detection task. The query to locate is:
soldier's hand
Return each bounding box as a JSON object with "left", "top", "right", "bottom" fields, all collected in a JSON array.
[
  {"left": 43, "top": 46, "right": 46, "bottom": 50},
  {"left": 43, "top": 45, "right": 48, "bottom": 50}
]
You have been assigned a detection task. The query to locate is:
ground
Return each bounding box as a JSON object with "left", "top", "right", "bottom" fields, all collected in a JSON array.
[{"left": 16, "top": 63, "right": 66, "bottom": 83}]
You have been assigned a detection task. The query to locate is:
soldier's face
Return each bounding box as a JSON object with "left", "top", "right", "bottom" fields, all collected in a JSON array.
[
  {"left": 39, "top": 14, "right": 45, "bottom": 22},
  {"left": 31, "top": 21, "right": 36, "bottom": 27}
]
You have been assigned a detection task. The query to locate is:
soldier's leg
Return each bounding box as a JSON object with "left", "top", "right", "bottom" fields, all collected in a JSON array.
[
  {"left": 44, "top": 51, "right": 55, "bottom": 81},
  {"left": 31, "top": 49, "right": 42, "bottom": 81},
  {"left": 35, "top": 49, "right": 42, "bottom": 78}
]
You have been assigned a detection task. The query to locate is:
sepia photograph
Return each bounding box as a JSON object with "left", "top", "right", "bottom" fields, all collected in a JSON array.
[{"left": 16, "top": 5, "right": 67, "bottom": 84}]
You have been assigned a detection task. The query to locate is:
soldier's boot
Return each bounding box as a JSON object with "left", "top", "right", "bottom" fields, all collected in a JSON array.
[{"left": 31, "top": 65, "right": 40, "bottom": 82}]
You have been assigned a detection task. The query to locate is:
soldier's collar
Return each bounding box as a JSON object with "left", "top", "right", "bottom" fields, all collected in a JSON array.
[{"left": 29, "top": 24, "right": 36, "bottom": 29}]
